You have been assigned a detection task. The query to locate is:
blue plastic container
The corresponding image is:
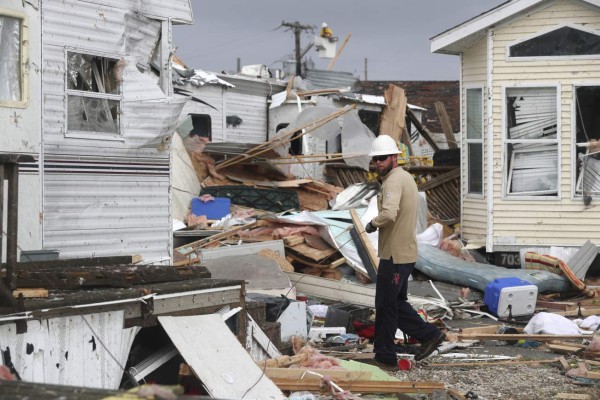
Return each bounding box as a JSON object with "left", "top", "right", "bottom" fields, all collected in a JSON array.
[
  {"left": 483, "top": 277, "right": 534, "bottom": 316},
  {"left": 191, "top": 197, "right": 231, "bottom": 219}
]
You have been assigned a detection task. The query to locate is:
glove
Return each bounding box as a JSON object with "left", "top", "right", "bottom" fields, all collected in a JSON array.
[{"left": 365, "top": 221, "right": 377, "bottom": 233}]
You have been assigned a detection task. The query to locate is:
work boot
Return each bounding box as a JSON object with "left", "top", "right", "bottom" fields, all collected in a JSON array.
[
  {"left": 372, "top": 355, "right": 398, "bottom": 371},
  {"left": 414, "top": 332, "right": 445, "bottom": 361}
]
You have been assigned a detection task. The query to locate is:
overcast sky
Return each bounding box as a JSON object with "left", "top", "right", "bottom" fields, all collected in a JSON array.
[{"left": 173, "top": 0, "right": 505, "bottom": 81}]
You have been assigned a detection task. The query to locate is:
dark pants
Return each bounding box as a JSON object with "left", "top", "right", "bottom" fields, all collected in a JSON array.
[{"left": 373, "top": 258, "right": 440, "bottom": 363}]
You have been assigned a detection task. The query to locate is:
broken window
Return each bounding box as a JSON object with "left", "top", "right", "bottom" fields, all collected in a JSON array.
[
  {"left": 0, "top": 12, "right": 23, "bottom": 103},
  {"left": 574, "top": 86, "right": 600, "bottom": 197},
  {"left": 466, "top": 88, "right": 483, "bottom": 195},
  {"left": 505, "top": 87, "right": 558, "bottom": 196},
  {"left": 509, "top": 26, "right": 600, "bottom": 58},
  {"left": 66, "top": 52, "right": 121, "bottom": 135},
  {"left": 358, "top": 109, "right": 380, "bottom": 135},
  {"left": 189, "top": 114, "right": 212, "bottom": 140}
]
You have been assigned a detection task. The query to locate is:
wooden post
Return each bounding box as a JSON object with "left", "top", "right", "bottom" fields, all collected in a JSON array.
[{"left": 434, "top": 101, "right": 457, "bottom": 149}]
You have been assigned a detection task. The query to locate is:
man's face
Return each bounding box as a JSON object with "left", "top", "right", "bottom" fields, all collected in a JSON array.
[{"left": 372, "top": 154, "right": 394, "bottom": 176}]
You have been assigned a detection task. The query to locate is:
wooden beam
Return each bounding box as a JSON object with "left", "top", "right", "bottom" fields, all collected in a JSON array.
[
  {"left": 434, "top": 101, "right": 457, "bottom": 149},
  {"left": 350, "top": 209, "right": 379, "bottom": 271},
  {"left": 406, "top": 107, "right": 440, "bottom": 152},
  {"left": 327, "top": 33, "right": 351, "bottom": 70}
]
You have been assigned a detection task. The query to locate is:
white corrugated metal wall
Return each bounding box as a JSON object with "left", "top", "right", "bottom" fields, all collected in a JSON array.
[{"left": 41, "top": 0, "right": 191, "bottom": 261}]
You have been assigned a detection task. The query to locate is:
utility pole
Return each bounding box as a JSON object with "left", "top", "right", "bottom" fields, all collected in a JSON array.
[
  {"left": 279, "top": 21, "right": 313, "bottom": 77},
  {"left": 364, "top": 57, "right": 368, "bottom": 81}
]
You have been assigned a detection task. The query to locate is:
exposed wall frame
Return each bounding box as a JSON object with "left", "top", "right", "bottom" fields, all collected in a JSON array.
[
  {"left": 505, "top": 22, "right": 600, "bottom": 62},
  {"left": 500, "top": 83, "right": 562, "bottom": 200},
  {"left": 0, "top": 7, "right": 29, "bottom": 108}
]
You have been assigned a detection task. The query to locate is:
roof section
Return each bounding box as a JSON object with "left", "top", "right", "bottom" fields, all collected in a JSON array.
[{"left": 431, "top": 0, "right": 600, "bottom": 55}]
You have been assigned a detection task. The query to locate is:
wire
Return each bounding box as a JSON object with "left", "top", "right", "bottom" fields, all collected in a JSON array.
[{"left": 241, "top": 222, "right": 360, "bottom": 398}]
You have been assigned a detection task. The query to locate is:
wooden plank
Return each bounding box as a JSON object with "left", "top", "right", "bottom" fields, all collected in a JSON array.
[
  {"left": 536, "top": 300, "right": 578, "bottom": 311},
  {"left": 159, "top": 315, "right": 285, "bottom": 399},
  {"left": 458, "top": 334, "right": 593, "bottom": 342},
  {"left": 12, "top": 288, "right": 48, "bottom": 298},
  {"left": 288, "top": 242, "right": 337, "bottom": 262},
  {"left": 350, "top": 209, "right": 379, "bottom": 271},
  {"left": 434, "top": 101, "right": 457, "bottom": 149},
  {"left": 283, "top": 235, "right": 305, "bottom": 247},
  {"left": 264, "top": 367, "right": 371, "bottom": 381},
  {"left": 380, "top": 85, "right": 407, "bottom": 144},
  {"left": 555, "top": 394, "right": 592, "bottom": 400},
  {"left": 429, "top": 358, "right": 559, "bottom": 368},
  {"left": 327, "top": 33, "right": 352, "bottom": 70},
  {"left": 269, "top": 378, "right": 445, "bottom": 394},
  {"left": 175, "top": 222, "right": 258, "bottom": 257}
]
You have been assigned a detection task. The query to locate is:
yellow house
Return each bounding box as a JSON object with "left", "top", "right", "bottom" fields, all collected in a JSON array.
[{"left": 431, "top": 0, "right": 600, "bottom": 259}]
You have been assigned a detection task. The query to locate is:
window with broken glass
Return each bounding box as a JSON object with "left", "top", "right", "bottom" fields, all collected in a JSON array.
[
  {"left": 574, "top": 86, "right": 600, "bottom": 200},
  {"left": 66, "top": 52, "right": 121, "bottom": 136},
  {"left": 505, "top": 87, "right": 558, "bottom": 197},
  {"left": 0, "top": 12, "right": 24, "bottom": 104},
  {"left": 466, "top": 88, "right": 483, "bottom": 195},
  {"left": 509, "top": 26, "right": 600, "bottom": 58}
]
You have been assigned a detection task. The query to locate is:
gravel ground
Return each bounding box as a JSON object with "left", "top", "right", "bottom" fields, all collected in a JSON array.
[
  {"left": 363, "top": 336, "right": 600, "bottom": 400},
  {"left": 394, "top": 359, "right": 599, "bottom": 399}
]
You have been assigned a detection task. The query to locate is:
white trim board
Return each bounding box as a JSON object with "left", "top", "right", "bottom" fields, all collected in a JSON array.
[
  {"left": 158, "top": 314, "right": 285, "bottom": 400},
  {"left": 431, "top": 0, "right": 600, "bottom": 54}
]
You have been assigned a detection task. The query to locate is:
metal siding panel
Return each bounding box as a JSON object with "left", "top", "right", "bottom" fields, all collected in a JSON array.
[
  {"left": 177, "top": 84, "right": 225, "bottom": 142},
  {"left": 43, "top": 0, "right": 160, "bottom": 64},
  {"left": 43, "top": 171, "right": 170, "bottom": 260},
  {"left": 0, "top": 311, "right": 138, "bottom": 389},
  {"left": 140, "top": 0, "right": 193, "bottom": 23},
  {"left": 225, "top": 92, "right": 267, "bottom": 144}
]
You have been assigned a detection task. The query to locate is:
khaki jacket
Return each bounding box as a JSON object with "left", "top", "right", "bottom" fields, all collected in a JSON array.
[{"left": 371, "top": 167, "right": 418, "bottom": 264}]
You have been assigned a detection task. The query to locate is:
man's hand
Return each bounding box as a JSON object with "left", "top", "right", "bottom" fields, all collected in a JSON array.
[{"left": 365, "top": 221, "right": 377, "bottom": 233}]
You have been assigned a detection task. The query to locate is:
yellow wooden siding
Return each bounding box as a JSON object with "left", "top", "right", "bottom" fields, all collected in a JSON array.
[
  {"left": 461, "top": 39, "right": 488, "bottom": 237},
  {"left": 485, "top": 0, "right": 600, "bottom": 248}
]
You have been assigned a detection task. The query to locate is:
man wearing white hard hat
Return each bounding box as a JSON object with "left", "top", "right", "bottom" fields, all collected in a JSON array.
[{"left": 365, "top": 135, "right": 445, "bottom": 369}]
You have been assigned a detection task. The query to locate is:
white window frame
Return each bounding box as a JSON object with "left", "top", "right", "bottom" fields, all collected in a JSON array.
[
  {"left": 0, "top": 8, "right": 28, "bottom": 108},
  {"left": 64, "top": 49, "right": 123, "bottom": 141},
  {"left": 501, "top": 84, "right": 561, "bottom": 200},
  {"left": 506, "top": 23, "right": 600, "bottom": 62},
  {"left": 571, "top": 81, "right": 600, "bottom": 199},
  {"left": 465, "top": 85, "right": 484, "bottom": 198}
]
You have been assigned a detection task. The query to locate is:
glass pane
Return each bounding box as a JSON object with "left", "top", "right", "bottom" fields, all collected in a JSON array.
[
  {"left": 506, "top": 87, "right": 557, "bottom": 140},
  {"left": 510, "top": 26, "right": 600, "bottom": 57},
  {"left": 67, "top": 53, "right": 120, "bottom": 94},
  {"left": 67, "top": 95, "right": 120, "bottom": 133},
  {"left": 0, "top": 16, "right": 22, "bottom": 101},
  {"left": 468, "top": 143, "right": 483, "bottom": 194},
  {"left": 507, "top": 143, "right": 558, "bottom": 194},
  {"left": 466, "top": 88, "right": 482, "bottom": 139}
]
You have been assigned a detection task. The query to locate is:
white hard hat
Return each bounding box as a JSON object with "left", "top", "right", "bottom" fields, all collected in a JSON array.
[
  {"left": 369, "top": 135, "right": 400, "bottom": 156},
  {"left": 322, "top": 22, "right": 328, "bottom": 28}
]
